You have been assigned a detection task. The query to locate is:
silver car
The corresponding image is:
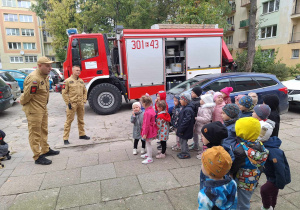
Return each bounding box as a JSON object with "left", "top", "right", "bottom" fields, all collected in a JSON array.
[{"left": 0, "top": 71, "right": 21, "bottom": 100}]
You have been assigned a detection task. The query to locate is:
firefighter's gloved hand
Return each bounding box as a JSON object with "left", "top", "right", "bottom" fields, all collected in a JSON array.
[{"left": 68, "top": 103, "right": 72, "bottom": 110}]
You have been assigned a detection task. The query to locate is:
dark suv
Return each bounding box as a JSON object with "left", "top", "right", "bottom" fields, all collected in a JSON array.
[{"left": 0, "top": 78, "right": 14, "bottom": 112}]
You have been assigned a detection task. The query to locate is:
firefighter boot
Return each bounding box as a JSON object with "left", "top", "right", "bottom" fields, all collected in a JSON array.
[
  {"left": 43, "top": 148, "right": 60, "bottom": 157},
  {"left": 35, "top": 155, "right": 52, "bottom": 165},
  {"left": 79, "top": 135, "right": 90, "bottom": 140},
  {"left": 64, "top": 140, "right": 70, "bottom": 145}
]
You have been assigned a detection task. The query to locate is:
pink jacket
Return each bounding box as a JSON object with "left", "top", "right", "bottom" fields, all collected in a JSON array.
[
  {"left": 141, "top": 106, "right": 158, "bottom": 139},
  {"left": 223, "top": 97, "right": 232, "bottom": 104},
  {"left": 212, "top": 102, "right": 225, "bottom": 124},
  {"left": 194, "top": 103, "right": 215, "bottom": 135}
]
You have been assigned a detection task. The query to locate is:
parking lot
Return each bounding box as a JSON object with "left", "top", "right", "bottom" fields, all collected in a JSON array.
[{"left": 0, "top": 92, "right": 300, "bottom": 209}]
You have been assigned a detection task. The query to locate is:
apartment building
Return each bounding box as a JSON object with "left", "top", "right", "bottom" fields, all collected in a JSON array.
[
  {"left": 225, "top": 0, "right": 300, "bottom": 67},
  {"left": 0, "top": 0, "right": 55, "bottom": 69}
]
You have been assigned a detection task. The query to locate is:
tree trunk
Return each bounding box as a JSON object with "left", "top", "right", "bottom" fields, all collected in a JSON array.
[{"left": 245, "top": 0, "right": 257, "bottom": 72}]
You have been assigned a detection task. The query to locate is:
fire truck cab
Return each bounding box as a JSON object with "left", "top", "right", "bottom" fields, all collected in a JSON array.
[{"left": 63, "top": 24, "right": 234, "bottom": 115}]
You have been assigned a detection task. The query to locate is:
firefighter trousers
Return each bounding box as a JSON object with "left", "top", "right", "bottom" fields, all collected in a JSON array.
[
  {"left": 63, "top": 103, "right": 85, "bottom": 140},
  {"left": 25, "top": 111, "right": 50, "bottom": 160}
]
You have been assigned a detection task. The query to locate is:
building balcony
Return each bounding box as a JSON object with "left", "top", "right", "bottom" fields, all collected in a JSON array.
[
  {"left": 241, "top": 0, "right": 250, "bottom": 7},
  {"left": 240, "top": 19, "right": 250, "bottom": 28},
  {"left": 290, "top": 32, "right": 300, "bottom": 43},
  {"left": 231, "top": 2, "right": 236, "bottom": 13},
  {"left": 291, "top": 5, "right": 300, "bottom": 19},
  {"left": 239, "top": 41, "right": 248, "bottom": 48},
  {"left": 225, "top": 25, "right": 235, "bottom": 34},
  {"left": 226, "top": 43, "right": 234, "bottom": 49}
]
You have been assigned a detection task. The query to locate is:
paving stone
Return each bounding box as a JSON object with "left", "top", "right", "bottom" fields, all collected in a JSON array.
[
  {"left": 41, "top": 168, "right": 81, "bottom": 190},
  {"left": 9, "top": 188, "right": 59, "bottom": 210},
  {"left": 285, "top": 149, "right": 300, "bottom": 163},
  {"left": 171, "top": 152, "right": 202, "bottom": 168},
  {"left": 109, "top": 141, "right": 133, "bottom": 151},
  {"left": 170, "top": 165, "right": 201, "bottom": 187},
  {"left": 280, "top": 139, "right": 300, "bottom": 151},
  {"left": 80, "top": 200, "right": 126, "bottom": 210},
  {"left": 52, "top": 148, "right": 83, "bottom": 159},
  {"left": 98, "top": 150, "right": 129, "bottom": 164},
  {"left": 125, "top": 191, "right": 174, "bottom": 210},
  {"left": 276, "top": 194, "right": 299, "bottom": 209},
  {"left": 101, "top": 176, "right": 142, "bottom": 201},
  {"left": 0, "top": 195, "right": 16, "bottom": 210},
  {"left": 281, "top": 127, "right": 300, "bottom": 137},
  {"left": 166, "top": 185, "right": 199, "bottom": 210},
  {"left": 0, "top": 177, "right": 7, "bottom": 188},
  {"left": 0, "top": 169, "right": 13, "bottom": 177},
  {"left": 80, "top": 144, "right": 109, "bottom": 155},
  {"left": 114, "top": 159, "right": 150, "bottom": 177},
  {"left": 10, "top": 162, "right": 35, "bottom": 177},
  {"left": 56, "top": 182, "right": 101, "bottom": 209},
  {"left": 138, "top": 170, "right": 180, "bottom": 193},
  {"left": 81, "top": 163, "right": 116, "bottom": 183},
  {"left": 147, "top": 155, "right": 181, "bottom": 172},
  {"left": 67, "top": 153, "right": 98, "bottom": 169},
  {"left": 0, "top": 173, "right": 45, "bottom": 196}
]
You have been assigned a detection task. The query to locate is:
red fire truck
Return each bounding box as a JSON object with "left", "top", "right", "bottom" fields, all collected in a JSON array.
[{"left": 63, "top": 24, "right": 234, "bottom": 115}]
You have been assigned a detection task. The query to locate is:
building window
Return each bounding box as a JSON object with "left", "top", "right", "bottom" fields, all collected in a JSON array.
[
  {"left": 4, "top": 13, "right": 18, "bottom": 22},
  {"left": 10, "top": 56, "right": 23, "bottom": 63},
  {"left": 18, "top": 0, "right": 31, "bottom": 8},
  {"left": 292, "top": 49, "right": 299, "bottom": 58},
  {"left": 47, "top": 56, "right": 55, "bottom": 61},
  {"left": 25, "top": 56, "right": 38, "bottom": 63},
  {"left": 2, "top": 0, "right": 16, "bottom": 7},
  {"left": 8, "top": 42, "right": 21, "bottom": 49},
  {"left": 19, "top": 15, "right": 33, "bottom": 22},
  {"left": 227, "top": 16, "right": 234, "bottom": 25},
  {"left": 262, "top": 0, "right": 280, "bottom": 14},
  {"left": 44, "top": 43, "right": 53, "bottom": 55},
  {"left": 261, "top": 49, "right": 275, "bottom": 58},
  {"left": 21, "top": 29, "right": 35, "bottom": 36},
  {"left": 225, "top": 36, "right": 233, "bottom": 45},
  {"left": 6, "top": 28, "right": 20, "bottom": 36},
  {"left": 23, "top": 43, "right": 36, "bottom": 50},
  {"left": 260, "top": 25, "right": 277, "bottom": 39}
]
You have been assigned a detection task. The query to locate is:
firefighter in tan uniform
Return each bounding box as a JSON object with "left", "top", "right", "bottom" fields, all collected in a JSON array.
[
  {"left": 20, "top": 57, "right": 60, "bottom": 165},
  {"left": 62, "top": 65, "right": 90, "bottom": 145}
]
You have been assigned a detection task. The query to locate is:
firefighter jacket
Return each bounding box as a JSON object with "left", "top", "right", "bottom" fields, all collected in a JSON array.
[
  {"left": 62, "top": 75, "right": 87, "bottom": 105},
  {"left": 20, "top": 69, "right": 50, "bottom": 114}
]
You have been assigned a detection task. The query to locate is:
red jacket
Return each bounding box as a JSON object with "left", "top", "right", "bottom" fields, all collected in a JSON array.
[{"left": 155, "top": 91, "right": 169, "bottom": 112}]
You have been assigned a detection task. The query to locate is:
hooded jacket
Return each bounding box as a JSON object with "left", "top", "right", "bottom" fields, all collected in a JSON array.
[
  {"left": 230, "top": 138, "right": 269, "bottom": 191},
  {"left": 156, "top": 111, "right": 171, "bottom": 141},
  {"left": 198, "top": 176, "right": 237, "bottom": 210},
  {"left": 194, "top": 102, "right": 215, "bottom": 135},
  {"left": 141, "top": 106, "right": 158, "bottom": 139},
  {"left": 176, "top": 103, "right": 195, "bottom": 139},
  {"left": 263, "top": 136, "right": 291, "bottom": 189},
  {"left": 222, "top": 120, "right": 238, "bottom": 161},
  {"left": 212, "top": 102, "right": 225, "bottom": 123},
  {"left": 258, "top": 119, "right": 275, "bottom": 142},
  {"left": 155, "top": 91, "right": 169, "bottom": 112},
  {"left": 130, "top": 110, "right": 144, "bottom": 140},
  {"left": 262, "top": 95, "right": 280, "bottom": 137},
  {"left": 171, "top": 103, "right": 182, "bottom": 128},
  {"left": 191, "top": 97, "right": 201, "bottom": 117}
]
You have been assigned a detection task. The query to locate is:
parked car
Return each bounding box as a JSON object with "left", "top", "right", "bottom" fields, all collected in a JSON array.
[
  {"left": 17, "top": 68, "right": 53, "bottom": 90},
  {"left": 165, "top": 72, "right": 289, "bottom": 114},
  {"left": 50, "top": 69, "right": 60, "bottom": 84},
  {"left": 0, "top": 78, "right": 14, "bottom": 112},
  {"left": 52, "top": 68, "right": 64, "bottom": 81},
  {"left": 0, "top": 70, "right": 29, "bottom": 91},
  {"left": 0, "top": 71, "right": 21, "bottom": 100},
  {"left": 282, "top": 75, "right": 300, "bottom": 106}
]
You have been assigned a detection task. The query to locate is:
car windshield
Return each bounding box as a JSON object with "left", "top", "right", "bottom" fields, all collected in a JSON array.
[
  {"left": 0, "top": 72, "right": 16, "bottom": 82},
  {"left": 167, "top": 78, "right": 212, "bottom": 95}
]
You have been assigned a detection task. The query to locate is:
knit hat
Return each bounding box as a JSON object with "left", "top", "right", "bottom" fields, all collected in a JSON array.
[
  {"left": 222, "top": 104, "right": 240, "bottom": 119},
  {"left": 180, "top": 92, "right": 191, "bottom": 103},
  {"left": 132, "top": 102, "right": 141, "bottom": 109},
  {"left": 202, "top": 146, "right": 232, "bottom": 179},
  {"left": 248, "top": 92, "right": 258, "bottom": 106},
  {"left": 239, "top": 96, "right": 253, "bottom": 109},
  {"left": 235, "top": 95, "right": 246, "bottom": 103},
  {"left": 213, "top": 92, "right": 223, "bottom": 102},
  {"left": 235, "top": 117, "right": 261, "bottom": 142},
  {"left": 254, "top": 104, "right": 271, "bottom": 120},
  {"left": 262, "top": 94, "right": 280, "bottom": 111},
  {"left": 220, "top": 87, "right": 233, "bottom": 97},
  {"left": 206, "top": 90, "right": 215, "bottom": 96},
  {"left": 201, "top": 94, "right": 214, "bottom": 104},
  {"left": 192, "top": 86, "right": 203, "bottom": 97},
  {"left": 174, "top": 95, "right": 180, "bottom": 101},
  {"left": 201, "top": 122, "right": 228, "bottom": 146}
]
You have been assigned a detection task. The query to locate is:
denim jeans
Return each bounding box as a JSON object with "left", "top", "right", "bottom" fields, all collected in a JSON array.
[{"left": 237, "top": 188, "right": 254, "bottom": 210}]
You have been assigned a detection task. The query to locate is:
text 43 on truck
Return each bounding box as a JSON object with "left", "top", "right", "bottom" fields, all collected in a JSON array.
[{"left": 63, "top": 24, "right": 234, "bottom": 115}]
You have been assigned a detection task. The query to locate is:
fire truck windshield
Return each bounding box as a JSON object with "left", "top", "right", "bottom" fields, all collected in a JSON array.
[{"left": 168, "top": 78, "right": 211, "bottom": 95}]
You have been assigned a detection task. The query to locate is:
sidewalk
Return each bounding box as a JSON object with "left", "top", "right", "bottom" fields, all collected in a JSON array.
[{"left": 1, "top": 119, "right": 300, "bottom": 209}]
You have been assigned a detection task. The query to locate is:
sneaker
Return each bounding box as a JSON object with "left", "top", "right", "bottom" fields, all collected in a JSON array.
[
  {"left": 142, "top": 158, "right": 153, "bottom": 164},
  {"left": 157, "top": 145, "right": 162, "bottom": 150},
  {"left": 189, "top": 144, "right": 199, "bottom": 151},
  {"left": 177, "top": 153, "right": 191, "bottom": 159},
  {"left": 261, "top": 207, "right": 273, "bottom": 210},
  {"left": 141, "top": 154, "right": 148, "bottom": 159},
  {"left": 196, "top": 154, "right": 202, "bottom": 159},
  {"left": 64, "top": 140, "right": 70, "bottom": 145},
  {"left": 188, "top": 143, "right": 194, "bottom": 149},
  {"left": 79, "top": 135, "right": 90, "bottom": 140},
  {"left": 133, "top": 149, "right": 137, "bottom": 155},
  {"left": 43, "top": 148, "right": 60, "bottom": 156},
  {"left": 141, "top": 148, "right": 146, "bottom": 154},
  {"left": 156, "top": 153, "right": 166, "bottom": 159},
  {"left": 172, "top": 145, "right": 181, "bottom": 151},
  {"left": 35, "top": 155, "right": 52, "bottom": 165}
]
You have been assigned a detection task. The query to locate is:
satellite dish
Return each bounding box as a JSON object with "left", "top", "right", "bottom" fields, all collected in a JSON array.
[{"left": 20, "top": 50, "right": 25, "bottom": 56}]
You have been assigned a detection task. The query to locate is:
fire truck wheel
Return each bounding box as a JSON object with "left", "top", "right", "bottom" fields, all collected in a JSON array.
[{"left": 89, "top": 83, "right": 122, "bottom": 115}]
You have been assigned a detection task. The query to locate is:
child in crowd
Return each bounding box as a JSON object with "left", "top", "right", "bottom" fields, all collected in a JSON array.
[
  {"left": 189, "top": 86, "right": 203, "bottom": 150},
  {"left": 176, "top": 93, "right": 195, "bottom": 159},
  {"left": 140, "top": 94, "right": 158, "bottom": 164},
  {"left": 238, "top": 95, "right": 253, "bottom": 118},
  {"left": 131, "top": 102, "right": 145, "bottom": 155},
  {"left": 252, "top": 104, "right": 275, "bottom": 142},
  {"left": 198, "top": 146, "right": 237, "bottom": 210},
  {"left": 199, "top": 122, "right": 229, "bottom": 188},
  {"left": 212, "top": 92, "right": 226, "bottom": 123},
  {"left": 248, "top": 92, "right": 258, "bottom": 107},
  {"left": 235, "top": 95, "right": 246, "bottom": 106},
  {"left": 0, "top": 130, "right": 11, "bottom": 168},
  {"left": 262, "top": 95, "right": 280, "bottom": 137},
  {"left": 205, "top": 90, "right": 215, "bottom": 96},
  {"left": 194, "top": 94, "right": 215, "bottom": 158},
  {"left": 221, "top": 104, "right": 240, "bottom": 161},
  {"left": 171, "top": 95, "right": 182, "bottom": 151},
  {"left": 220, "top": 87, "right": 234, "bottom": 104},
  {"left": 156, "top": 100, "right": 171, "bottom": 159},
  {"left": 230, "top": 117, "right": 269, "bottom": 210}
]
